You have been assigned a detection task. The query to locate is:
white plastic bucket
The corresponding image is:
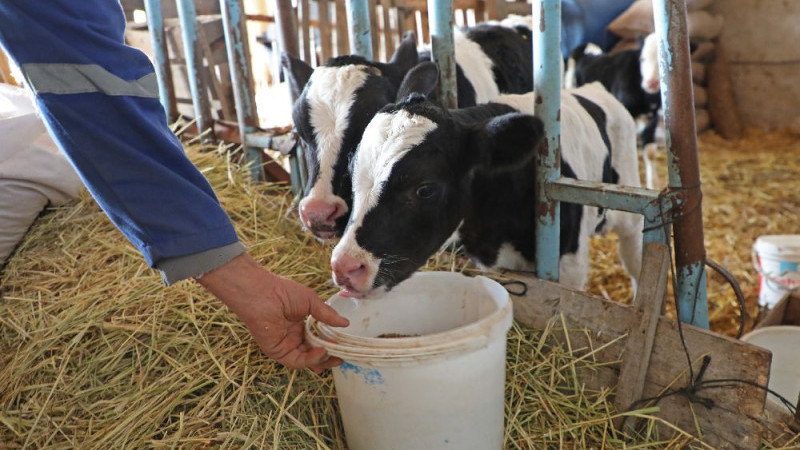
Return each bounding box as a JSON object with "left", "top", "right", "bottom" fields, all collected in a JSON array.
[
  {"left": 741, "top": 326, "right": 800, "bottom": 407},
  {"left": 752, "top": 235, "right": 800, "bottom": 308},
  {"left": 306, "top": 271, "right": 513, "bottom": 450}
]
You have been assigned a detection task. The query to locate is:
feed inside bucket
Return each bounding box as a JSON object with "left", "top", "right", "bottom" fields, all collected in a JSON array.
[
  {"left": 741, "top": 326, "right": 800, "bottom": 408},
  {"left": 306, "top": 271, "right": 513, "bottom": 450},
  {"left": 753, "top": 235, "right": 800, "bottom": 308}
]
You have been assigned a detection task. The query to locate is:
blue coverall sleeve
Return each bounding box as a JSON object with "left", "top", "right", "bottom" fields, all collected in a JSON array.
[{"left": 0, "top": 0, "right": 245, "bottom": 284}]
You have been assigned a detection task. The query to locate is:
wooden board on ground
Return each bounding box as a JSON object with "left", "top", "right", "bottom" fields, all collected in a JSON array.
[{"left": 506, "top": 243, "right": 773, "bottom": 449}]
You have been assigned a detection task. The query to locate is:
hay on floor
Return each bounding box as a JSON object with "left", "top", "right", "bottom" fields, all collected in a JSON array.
[
  {"left": 2, "top": 130, "right": 799, "bottom": 448},
  {"left": 586, "top": 128, "right": 800, "bottom": 338}
]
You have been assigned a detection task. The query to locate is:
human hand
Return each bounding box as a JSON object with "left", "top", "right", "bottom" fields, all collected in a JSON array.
[{"left": 196, "top": 252, "right": 349, "bottom": 372}]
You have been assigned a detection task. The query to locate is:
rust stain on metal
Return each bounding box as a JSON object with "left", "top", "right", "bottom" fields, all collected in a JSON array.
[
  {"left": 539, "top": 3, "right": 546, "bottom": 32},
  {"left": 537, "top": 136, "right": 549, "bottom": 158},
  {"left": 536, "top": 197, "right": 558, "bottom": 219},
  {"left": 536, "top": 95, "right": 543, "bottom": 105}
]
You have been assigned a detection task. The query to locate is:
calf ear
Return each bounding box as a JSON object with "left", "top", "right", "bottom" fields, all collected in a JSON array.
[
  {"left": 380, "top": 32, "right": 420, "bottom": 86},
  {"left": 468, "top": 113, "right": 545, "bottom": 173},
  {"left": 396, "top": 61, "right": 439, "bottom": 101},
  {"left": 281, "top": 52, "right": 314, "bottom": 100},
  {"left": 389, "top": 32, "right": 419, "bottom": 72}
]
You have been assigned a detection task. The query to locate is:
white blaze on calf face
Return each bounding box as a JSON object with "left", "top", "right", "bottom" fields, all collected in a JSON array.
[
  {"left": 331, "top": 110, "right": 437, "bottom": 292},
  {"left": 305, "top": 65, "right": 377, "bottom": 206},
  {"left": 640, "top": 33, "right": 660, "bottom": 94}
]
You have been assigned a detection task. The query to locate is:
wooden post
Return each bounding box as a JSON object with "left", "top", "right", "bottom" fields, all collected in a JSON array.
[
  {"left": 318, "top": 0, "right": 332, "bottom": 63},
  {"left": 612, "top": 243, "right": 670, "bottom": 430},
  {"left": 506, "top": 242, "right": 772, "bottom": 448}
]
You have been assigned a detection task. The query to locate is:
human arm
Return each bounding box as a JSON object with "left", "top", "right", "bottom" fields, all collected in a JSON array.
[
  {"left": 197, "top": 253, "right": 348, "bottom": 372},
  {"left": 0, "top": 0, "right": 347, "bottom": 370}
]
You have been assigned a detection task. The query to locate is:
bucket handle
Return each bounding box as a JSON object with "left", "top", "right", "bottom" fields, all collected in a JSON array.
[{"left": 751, "top": 249, "right": 800, "bottom": 294}]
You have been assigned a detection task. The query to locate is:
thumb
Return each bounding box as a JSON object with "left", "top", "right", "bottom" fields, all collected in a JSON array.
[{"left": 310, "top": 298, "right": 350, "bottom": 328}]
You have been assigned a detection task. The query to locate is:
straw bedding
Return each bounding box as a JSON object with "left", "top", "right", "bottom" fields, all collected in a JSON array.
[{"left": 1, "top": 130, "right": 799, "bottom": 449}]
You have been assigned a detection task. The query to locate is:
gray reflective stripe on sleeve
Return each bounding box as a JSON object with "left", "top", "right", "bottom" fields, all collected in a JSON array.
[
  {"left": 157, "top": 241, "right": 246, "bottom": 285},
  {"left": 20, "top": 63, "right": 159, "bottom": 98}
]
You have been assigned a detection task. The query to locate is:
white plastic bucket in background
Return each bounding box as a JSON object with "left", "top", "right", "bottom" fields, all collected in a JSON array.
[
  {"left": 741, "top": 326, "right": 800, "bottom": 407},
  {"left": 306, "top": 271, "right": 513, "bottom": 450},
  {"left": 752, "top": 235, "right": 800, "bottom": 308}
]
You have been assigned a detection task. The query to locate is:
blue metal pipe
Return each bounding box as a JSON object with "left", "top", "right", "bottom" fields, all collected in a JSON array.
[
  {"left": 345, "top": 0, "right": 373, "bottom": 59},
  {"left": 548, "top": 178, "right": 680, "bottom": 218},
  {"left": 143, "top": 0, "right": 174, "bottom": 121},
  {"left": 653, "top": 0, "right": 709, "bottom": 327},
  {"left": 533, "top": 0, "right": 562, "bottom": 282},
  {"left": 219, "top": 0, "right": 262, "bottom": 180},
  {"left": 427, "top": 0, "right": 457, "bottom": 109},
  {"left": 176, "top": 0, "right": 211, "bottom": 133}
]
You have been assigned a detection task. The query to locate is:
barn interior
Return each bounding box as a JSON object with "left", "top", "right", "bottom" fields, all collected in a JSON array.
[{"left": 2, "top": 0, "right": 800, "bottom": 448}]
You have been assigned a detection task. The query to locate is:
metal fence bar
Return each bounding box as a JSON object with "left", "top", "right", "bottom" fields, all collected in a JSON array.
[
  {"left": 272, "top": 0, "right": 306, "bottom": 192},
  {"left": 533, "top": 0, "right": 562, "bottom": 282},
  {"left": 427, "top": 0, "right": 457, "bottom": 108},
  {"left": 143, "top": 0, "right": 176, "bottom": 121},
  {"left": 176, "top": 0, "right": 212, "bottom": 133},
  {"left": 346, "top": 0, "right": 373, "bottom": 58},
  {"left": 220, "top": 0, "right": 263, "bottom": 181},
  {"left": 653, "top": 0, "right": 708, "bottom": 327}
]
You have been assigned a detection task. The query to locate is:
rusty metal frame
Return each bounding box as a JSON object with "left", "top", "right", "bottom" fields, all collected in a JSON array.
[{"left": 533, "top": 0, "right": 708, "bottom": 327}]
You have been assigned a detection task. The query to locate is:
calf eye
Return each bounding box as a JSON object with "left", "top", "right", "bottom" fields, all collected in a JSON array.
[{"left": 415, "top": 183, "right": 438, "bottom": 200}]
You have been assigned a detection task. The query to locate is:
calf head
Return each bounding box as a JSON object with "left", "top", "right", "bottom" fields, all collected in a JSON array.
[
  {"left": 639, "top": 33, "right": 660, "bottom": 94},
  {"left": 283, "top": 33, "right": 420, "bottom": 240},
  {"left": 331, "top": 63, "right": 544, "bottom": 297}
]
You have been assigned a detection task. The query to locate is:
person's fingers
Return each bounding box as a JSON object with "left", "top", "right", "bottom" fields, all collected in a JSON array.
[
  {"left": 309, "top": 298, "right": 350, "bottom": 327},
  {"left": 276, "top": 345, "right": 330, "bottom": 369},
  {"left": 313, "top": 356, "right": 343, "bottom": 369}
]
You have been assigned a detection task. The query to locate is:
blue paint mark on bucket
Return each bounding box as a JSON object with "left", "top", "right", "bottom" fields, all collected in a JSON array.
[
  {"left": 339, "top": 362, "right": 384, "bottom": 385},
  {"left": 779, "top": 261, "right": 799, "bottom": 275}
]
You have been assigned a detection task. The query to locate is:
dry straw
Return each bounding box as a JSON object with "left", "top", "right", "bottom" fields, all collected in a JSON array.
[{"left": 2, "top": 130, "right": 799, "bottom": 448}]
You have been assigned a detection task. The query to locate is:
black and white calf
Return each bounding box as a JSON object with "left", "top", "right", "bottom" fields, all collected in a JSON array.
[
  {"left": 282, "top": 24, "right": 533, "bottom": 240},
  {"left": 330, "top": 64, "right": 643, "bottom": 297},
  {"left": 565, "top": 33, "right": 661, "bottom": 145}
]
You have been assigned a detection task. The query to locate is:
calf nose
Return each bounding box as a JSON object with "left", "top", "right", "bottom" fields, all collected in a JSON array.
[
  {"left": 299, "top": 198, "right": 346, "bottom": 230},
  {"left": 644, "top": 78, "right": 660, "bottom": 93},
  {"left": 331, "top": 252, "right": 368, "bottom": 290}
]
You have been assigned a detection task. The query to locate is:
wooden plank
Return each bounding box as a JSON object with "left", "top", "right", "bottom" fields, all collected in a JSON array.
[
  {"left": 380, "top": 0, "right": 393, "bottom": 60},
  {"left": 474, "top": 0, "right": 485, "bottom": 24},
  {"left": 483, "top": 0, "right": 498, "bottom": 20},
  {"left": 196, "top": 25, "right": 235, "bottom": 120},
  {"left": 299, "top": 0, "right": 312, "bottom": 63},
  {"left": 317, "top": 0, "right": 333, "bottom": 64},
  {"left": 613, "top": 243, "right": 670, "bottom": 429},
  {"left": 368, "top": 0, "right": 381, "bottom": 60},
  {"left": 762, "top": 401, "right": 800, "bottom": 445},
  {"left": 418, "top": 10, "right": 429, "bottom": 44},
  {"left": 507, "top": 273, "right": 771, "bottom": 449},
  {"left": 335, "top": 0, "right": 350, "bottom": 56}
]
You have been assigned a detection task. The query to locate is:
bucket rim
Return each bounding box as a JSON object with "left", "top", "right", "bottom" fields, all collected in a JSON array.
[
  {"left": 741, "top": 325, "right": 800, "bottom": 343},
  {"left": 753, "top": 235, "right": 800, "bottom": 258},
  {"left": 305, "top": 302, "right": 512, "bottom": 364},
  {"left": 317, "top": 273, "right": 510, "bottom": 348},
  {"left": 305, "top": 273, "right": 514, "bottom": 363}
]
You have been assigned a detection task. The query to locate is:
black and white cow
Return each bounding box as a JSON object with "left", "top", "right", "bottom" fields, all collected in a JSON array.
[
  {"left": 330, "top": 63, "right": 643, "bottom": 298},
  {"left": 282, "top": 24, "right": 533, "bottom": 240},
  {"left": 565, "top": 33, "right": 661, "bottom": 146}
]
